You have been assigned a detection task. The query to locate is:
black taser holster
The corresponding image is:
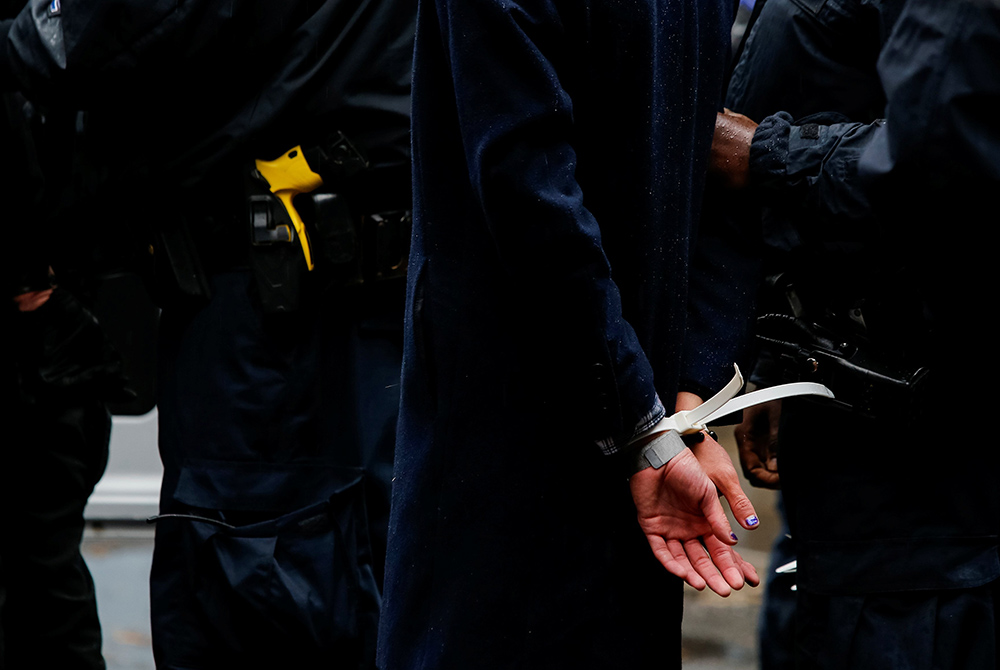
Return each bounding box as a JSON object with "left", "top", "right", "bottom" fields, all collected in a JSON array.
[
  {"left": 246, "top": 132, "right": 411, "bottom": 314},
  {"left": 754, "top": 273, "right": 931, "bottom": 419}
]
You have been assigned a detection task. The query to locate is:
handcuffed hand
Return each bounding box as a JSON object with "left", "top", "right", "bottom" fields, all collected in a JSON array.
[
  {"left": 688, "top": 430, "right": 761, "bottom": 531},
  {"left": 675, "top": 390, "right": 761, "bottom": 528},
  {"left": 629, "top": 448, "right": 759, "bottom": 596}
]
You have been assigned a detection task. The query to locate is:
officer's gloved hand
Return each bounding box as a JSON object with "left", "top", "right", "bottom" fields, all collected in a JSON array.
[
  {"left": 734, "top": 400, "right": 781, "bottom": 489},
  {"left": 709, "top": 109, "right": 758, "bottom": 190},
  {"left": 14, "top": 286, "right": 133, "bottom": 404}
]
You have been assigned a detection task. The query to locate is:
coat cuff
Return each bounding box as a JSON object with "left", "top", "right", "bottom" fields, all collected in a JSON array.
[
  {"left": 748, "top": 111, "right": 793, "bottom": 189},
  {"left": 595, "top": 395, "right": 666, "bottom": 456}
]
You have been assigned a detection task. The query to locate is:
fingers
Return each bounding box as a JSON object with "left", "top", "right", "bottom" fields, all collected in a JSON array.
[
  {"left": 736, "top": 405, "right": 782, "bottom": 490},
  {"left": 683, "top": 538, "right": 732, "bottom": 597},
  {"left": 734, "top": 548, "right": 761, "bottom": 587},
  {"left": 736, "top": 431, "right": 763, "bottom": 478},
  {"left": 751, "top": 463, "right": 781, "bottom": 490},
  {"left": 737, "top": 439, "right": 781, "bottom": 488},
  {"left": 646, "top": 535, "right": 706, "bottom": 591},
  {"left": 720, "top": 477, "right": 760, "bottom": 531},
  {"left": 646, "top": 534, "right": 734, "bottom": 596},
  {"left": 647, "top": 533, "right": 760, "bottom": 596},
  {"left": 690, "top": 433, "right": 761, "bottom": 531},
  {"left": 703, "top": 534, "right": 757, "bottom": 591},
  {"left": 698, "top": 488, "right": 739, "bottom": 546}
]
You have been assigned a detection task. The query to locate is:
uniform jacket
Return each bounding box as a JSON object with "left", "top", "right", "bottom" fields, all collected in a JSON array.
[
  {"left": 0, "top": 2, "right": 416, "bottom": 667},
  {"left": 0, "top": 0, "right": 413, "bottom": 193},
  {"left": 723, "top": 0, "right": 999, "bottom": 596},
  {"left": 379, "top": 1, "right": 735, "bottom": 668}
]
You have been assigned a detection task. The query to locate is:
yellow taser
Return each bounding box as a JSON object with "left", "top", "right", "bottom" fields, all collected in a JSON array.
[{"left": 255, "top": 146, "right": 324, "bottom": 270}]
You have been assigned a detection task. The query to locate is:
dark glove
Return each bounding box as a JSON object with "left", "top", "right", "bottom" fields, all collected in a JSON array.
[{"left": 15, "top": 287, "right": 134, "bottom": 403}]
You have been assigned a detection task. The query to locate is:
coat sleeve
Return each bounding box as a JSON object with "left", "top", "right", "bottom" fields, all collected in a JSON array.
[
  {"left": 680, "top": 202, "right": 762, "bottom": 400},
  {"left": 432, "top": 0, "right": 664, "bottom": 452},
  {"left": 750, "top": 113, "right": 882, "bottom": 222}
]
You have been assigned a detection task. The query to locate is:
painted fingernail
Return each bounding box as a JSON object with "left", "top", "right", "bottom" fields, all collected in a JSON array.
[
  {"left": 730, "top": 532, "right": 739, "bottom": 542},
  {"left": 745, "top": 515, "right": 759, "bottom": 528}
]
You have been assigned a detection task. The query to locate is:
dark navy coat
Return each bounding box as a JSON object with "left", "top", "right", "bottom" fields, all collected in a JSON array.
[{"left": 379, "top": 1, "right": 734, "bottom": 668}]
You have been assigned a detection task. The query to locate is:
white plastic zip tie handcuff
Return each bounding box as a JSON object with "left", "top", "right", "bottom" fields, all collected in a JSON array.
[
  {"left": 629, "top": 364, "right": 834, "bottom": 474},
  {"left": 668, "top": 363, "right": 833, "bottom": 435}
]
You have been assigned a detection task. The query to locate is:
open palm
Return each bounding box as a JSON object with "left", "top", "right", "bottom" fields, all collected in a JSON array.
[{"left": 630, "top": 448, "right": 758, "bottom": 596}]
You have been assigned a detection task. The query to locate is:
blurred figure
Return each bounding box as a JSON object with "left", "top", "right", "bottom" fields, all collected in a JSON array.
[
  {"left": 0, "top": 1, "right": 415, "bottom": 668},
  {"left": 711, "top": 0, "right": 1000, "bottom": 667},
  {"left": 1, "top": 90, "right": 128, "bottom": 669}
]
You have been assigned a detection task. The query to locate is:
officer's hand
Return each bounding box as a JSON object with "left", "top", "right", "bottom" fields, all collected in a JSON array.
[
  {"left": 629, "top": 449, "right": 758, "bottom": 596},
  {"left": 16, "top": 286, "right": 132, "bottom": 402},
  {"left": 13, "top": 288, "right": 54, "bottom": 311},
  {"left": 734, "top": 400, "right": 781, "bottom": 489},
  {"left": 709, "top": 109, "right": 758, "bottom": 189}
]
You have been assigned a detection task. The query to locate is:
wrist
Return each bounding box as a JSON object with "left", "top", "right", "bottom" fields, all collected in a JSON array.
[{"left": 626, "top": 430, "right": 686, "bottom": 477}]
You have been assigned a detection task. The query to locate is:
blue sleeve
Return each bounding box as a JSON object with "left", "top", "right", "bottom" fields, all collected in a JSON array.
[
  {"left": 681, "top": 202, "right": 762, "bottom": 400},
  {"left": 431, "top": 0, "right": 664, "bottom": 451},
  {"left": 751, "top": 112, "right": 882, "bottom": 222}
]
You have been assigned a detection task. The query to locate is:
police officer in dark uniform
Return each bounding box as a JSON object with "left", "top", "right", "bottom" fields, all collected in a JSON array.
[
  {"left": 709, "top": 0, "right": 1000, "bottom": 667},
  {"left": 1, "top": 83, "right": 129, "bottom": 668},
  {"left": 0, "top": 1, "right": 415, "bottom": 668}
]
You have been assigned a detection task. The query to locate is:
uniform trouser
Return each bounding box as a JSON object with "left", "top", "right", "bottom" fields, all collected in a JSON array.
[
  {"left": 779, "top": 398, "right": 1000, "bottom": 670},
  {"left": 150, "top": 271, "right": 402, "bottom": 670},
  {"left": 0, "top": 393, "right": 110, "bottom": 670},
  {"left": 794, "top": 581, "right": 1000, "bottom": 670},
  {"left": 759, "top": 497, "right": 797, "bottom": 670}
]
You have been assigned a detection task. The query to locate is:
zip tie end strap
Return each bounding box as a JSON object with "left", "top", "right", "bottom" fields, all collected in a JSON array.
[{"left": 670, "top": 409, "right": 700, "bottom": 435}]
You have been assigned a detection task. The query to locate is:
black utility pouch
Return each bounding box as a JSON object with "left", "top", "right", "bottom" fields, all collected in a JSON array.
[
  {"left": 297, "top": 194, "right": 411, "bottom": 288},
  {"left": 152, "top": 462, "right": 380, "bottom": 665},
  {"left": 245, "top": 168, "right": 308, "bottom": 314},
  {"left": 362, "top": 209, "right": 411, "bottom": 283},
  {"left": 150, "top": 220, "right": 213, "bottom": 307},
  {"left": 298, "top": 191, "right": 363, "bottom": 287}
]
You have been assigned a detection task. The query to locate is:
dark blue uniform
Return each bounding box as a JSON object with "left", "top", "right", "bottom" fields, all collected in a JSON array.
[
  {"left": 724, "top": 0, "right": 1000, "bottom": 667},
  {"left": 3, "top": 299, "right": 112, "bottom": 670},
  {"left": 1, "top": 2, "right": 415, "bottom": 668},
  {"left": 379, "top": 1, "right": 736, "bottom": 668},
  {"left": 0, "top": 76, "right": 119, "bottom": 669}
]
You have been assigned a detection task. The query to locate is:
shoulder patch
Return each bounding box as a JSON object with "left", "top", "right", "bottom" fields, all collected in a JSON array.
[{"left": 800, "top": 123, "right": 820, "bottom": 140}]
